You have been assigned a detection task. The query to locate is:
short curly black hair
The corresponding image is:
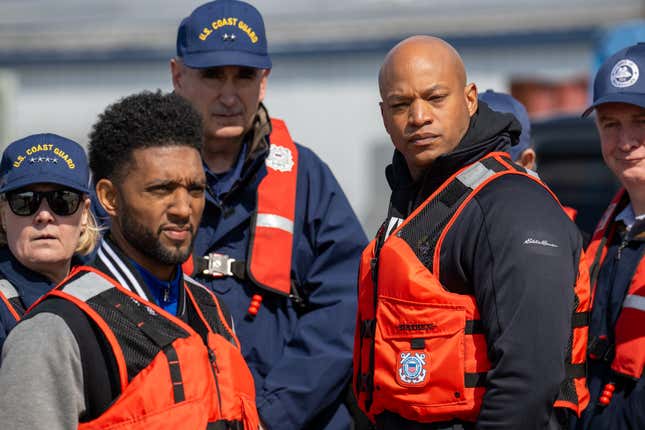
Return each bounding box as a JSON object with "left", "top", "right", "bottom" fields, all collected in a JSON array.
[{"left": 89, "top": 90, "right": 203, "bottom": 183}]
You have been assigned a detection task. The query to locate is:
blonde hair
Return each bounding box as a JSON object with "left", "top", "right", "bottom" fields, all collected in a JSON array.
[
  {"left": 75, "top": 210, "right": 101, "bottom": 256},
  {"left": 0, "top": 196, "right": 101, "bottom": 256}
]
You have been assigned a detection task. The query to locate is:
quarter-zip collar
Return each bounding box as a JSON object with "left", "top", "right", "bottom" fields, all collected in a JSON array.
[
  {"left": 94, "top": 235, "right": 187, "bottom": 319},
  {"left": 387, "top": 101, "right": 521, "bottom": 217}
]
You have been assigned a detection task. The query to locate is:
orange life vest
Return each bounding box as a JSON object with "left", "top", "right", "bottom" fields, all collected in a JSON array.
[
  {"left": 586, "top": 189, "right": 645, "bottom": 386},
  {"left": 34, "top": 265, "right": 259, "bottom": 430},
  {"left": 183, "top": 118, "right": 299, "bottom": 300},
  {"left": 354, "top": 152, "right": 590, "bottom": 424}
]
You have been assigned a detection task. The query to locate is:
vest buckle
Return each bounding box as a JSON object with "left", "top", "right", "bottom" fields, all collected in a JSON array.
[{"left": 203, "top": 253, "right": 235, "bottom": 277}]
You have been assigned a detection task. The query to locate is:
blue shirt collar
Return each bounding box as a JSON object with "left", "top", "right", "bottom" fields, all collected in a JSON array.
[
  {"left": 128, "top": 258, "right": 182, "bottom": 309},
  {"left": 204, "top": 143, "right": 248, "bottom": 203},
  {"left": 616, "top": 203, "right": 645, "bottom": 230}
]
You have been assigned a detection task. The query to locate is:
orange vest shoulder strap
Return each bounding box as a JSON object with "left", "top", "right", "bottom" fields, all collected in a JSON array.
[
  {"left": 612, "top": 256, "right": 645, "bottom": 380},
  {"left": 392, "top": 152, "right": 541, "bottom": 277},
  {"left": 586, "top": 188, "right": 628, "bottom": 299},
  {"left": 247, "top": 118, "right": 299, "bottom": 296},
  {"left": 183, "top": 276, "right": 241, "bottom": 350},
  {"left": 0, "top": 279, "right": 24, "bottom": 321}
]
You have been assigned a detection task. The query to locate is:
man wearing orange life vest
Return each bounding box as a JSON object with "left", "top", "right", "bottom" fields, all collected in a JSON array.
[
  {"left": 353, "top": 36, "right": 590, "bottom": 429},
  {"left": 575, "top": 43, "right": 645, "bottom": 429},
  {"left": 171, "top": 1, "right": 367, "bottom": 429},
  {"left": 0, "top": 91, "right": 259, "bottom": 429}
]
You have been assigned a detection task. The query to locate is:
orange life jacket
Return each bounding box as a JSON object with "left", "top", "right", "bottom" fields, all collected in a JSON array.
[
  {"left": 34, "top": 265, "right": 259, "bottom": 430},
  {"left": 183, "top": 118, "right": 299, "bottom": 301},
  {"left": 0, "top": 280, "right": 24, "bottom": 322},
  {"left": 586, "top": 189, "right": 645, "bottom": 386},
  {"left": 353, "top": 152, "right": 590, "bottom": 424}
]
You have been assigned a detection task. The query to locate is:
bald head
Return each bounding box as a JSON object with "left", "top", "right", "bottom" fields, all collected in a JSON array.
[
  {"left": 378, "top": 35, "right": 478, "bottom": 179},
  {"left": 379, "top": 36, "right": 467, "bottom": 99}
]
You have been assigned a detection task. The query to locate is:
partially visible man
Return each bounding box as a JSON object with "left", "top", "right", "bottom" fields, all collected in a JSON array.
[
  {"left": 171, "top": 1, "right": 367, "bottom": 429},
  {"left": 578, "top": 42, "right": 645, "bottom": 429},
  {"left": 479, "top": 89, "right": 536, "bottom": 169},
  {"left": 480, "top": 90, "right": 587, "bottom": 224},
  {"left": 0, "top": 91, "right": 258, "bottom": 430},
  {"left": 353, "top": 36, "right": 590, "bottom": 429}
]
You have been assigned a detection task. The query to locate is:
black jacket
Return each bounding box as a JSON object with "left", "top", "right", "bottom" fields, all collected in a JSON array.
[{"left": 381, "top": 103, "right": 583, "bottom": 430}]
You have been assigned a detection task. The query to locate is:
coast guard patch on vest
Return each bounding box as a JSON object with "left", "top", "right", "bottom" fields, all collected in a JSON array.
[
  {"left": 266, "top": 144, "right": 294, "bottom": 172},
  {"left": 397, "top": 351, "right": 428, "bottom": 387}
]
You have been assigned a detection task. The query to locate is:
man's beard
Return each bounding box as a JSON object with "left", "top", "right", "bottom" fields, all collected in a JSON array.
[{"left": 120, "top": 207, "right": 194, "bottom": 266}]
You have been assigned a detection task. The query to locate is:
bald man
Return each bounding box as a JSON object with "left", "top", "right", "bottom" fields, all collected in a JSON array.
[{"left": 353, "top": 36, "right": 590, "bottom": 430}]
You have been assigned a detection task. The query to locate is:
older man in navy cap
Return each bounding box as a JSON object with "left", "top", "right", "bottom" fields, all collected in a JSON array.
[
  {"left": 170, "top": 2, "right": 367, "bottom": 429},
  {"left": 578, "top": 43, "right": 645, "bottom": 429}
]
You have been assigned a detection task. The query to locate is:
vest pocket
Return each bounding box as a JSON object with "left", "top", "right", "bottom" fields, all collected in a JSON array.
[{"left": 374, "top": 296, "right": 467, "bottom": 407}]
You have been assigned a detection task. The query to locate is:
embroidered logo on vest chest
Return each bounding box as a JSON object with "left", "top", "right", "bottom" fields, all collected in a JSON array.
[
  {"left": 397, "top": 352, "right": 428, "bottom": 386},
  {"left": 266, "top": 144, "right": 294, "bottom": 172}
]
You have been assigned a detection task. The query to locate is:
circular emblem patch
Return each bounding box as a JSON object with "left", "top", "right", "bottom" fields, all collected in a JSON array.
[
  {"left": 397, "top": 352, "right": 428, "bottom": 386},
  {"left": 610, "top": 59, "right": 639, "bottom": 88},
  {"left": 266, "top": 144, "right": 294, "bottom": 172}
]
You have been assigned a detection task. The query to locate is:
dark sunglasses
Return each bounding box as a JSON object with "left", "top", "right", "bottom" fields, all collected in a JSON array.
[{"left": 5, "top": 189, "right": 83, "bottom": 217}]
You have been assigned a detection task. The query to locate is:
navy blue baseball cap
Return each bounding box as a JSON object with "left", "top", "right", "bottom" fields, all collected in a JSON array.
[
  {"left": 176, "top": 0, "right": 271, "bottom": 70},
  {"left": 583, "top": 42, "right": 645, "bottom": 117},
  {"left": 479, "top": 90, "right": 532, "bottom": 161},
  {"left": 0, "top": 133, "right": 90, "bottom": 194}
]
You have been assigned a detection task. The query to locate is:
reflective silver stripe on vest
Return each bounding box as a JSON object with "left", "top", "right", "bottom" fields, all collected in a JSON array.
[
  {"left": 61, "top": 272, "right": 113, "bottom": 302},
  {"left": 456, "top": 162, "right": 496, "bottom": 189},
  {"left": 0, "top": 279, "right": 19, "bottom": 299},
  {"left": 256, "top": 213, "right": 294, "bottom": 234},
  {"left": 526, "top": 168, "right": 540, "bottom": 180},
  {"left": 623, "top": 294, "right": 645, "bottom": 312}
]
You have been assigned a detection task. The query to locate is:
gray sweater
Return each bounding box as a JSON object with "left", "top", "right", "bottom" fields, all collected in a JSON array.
[{"left": 0, "top": 313, "right": 85, "bottom": 430}]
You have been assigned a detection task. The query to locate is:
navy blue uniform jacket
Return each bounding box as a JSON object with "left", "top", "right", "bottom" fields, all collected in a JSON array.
[
  {"left": 0, "top": 247, "right": 59, "bottom": 352},
  {"left": 192, "top": 110, "right": 367, "bottom": 430}
]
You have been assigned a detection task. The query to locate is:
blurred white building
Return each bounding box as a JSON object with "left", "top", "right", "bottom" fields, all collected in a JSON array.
[{"left": 0, "top": 0, "right": 642, "bottom": 233}]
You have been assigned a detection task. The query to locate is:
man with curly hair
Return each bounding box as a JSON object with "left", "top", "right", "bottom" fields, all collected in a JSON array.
[
  {"left": 171, "top": 2, "right": 368, "bottom": 429},
  {"left": 0, "top": 91, "right": 260, "bottom": 429}
]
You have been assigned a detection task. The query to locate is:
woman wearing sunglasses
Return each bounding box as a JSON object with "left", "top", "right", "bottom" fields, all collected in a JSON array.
[{"left": 0, "top": 133, "right": 99, "bottom": 351}]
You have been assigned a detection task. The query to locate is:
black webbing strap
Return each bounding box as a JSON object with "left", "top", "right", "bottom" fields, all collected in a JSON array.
[
  {"left": 164, "top": 344, "right": 186, "bottom": 403},
  {"left": 360, "top": 319, "right": 376, "bottom": 338},
  {"left": 7, "top": 297, "right": 26, "bottom": 318},
  {"left": 206, "top": 420, "right": 243, "bottom": 430},
  {"left": 465, "top": 320, "right": 484, "bottom": 335},
  {"left": 565, "top": 363, "right": 586, "bottom": 379},
  {"left": 464, "top": 372, "right": 487, "bottom": 388},
  {"left": 480, "top": 155, "right": 511, "bottom": 175},
  {"left": 589, "top": 236, "right": 608, "bottom": 289},
  {"left": 571, "top": 311, "right": 589, "bottom": 328}
]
